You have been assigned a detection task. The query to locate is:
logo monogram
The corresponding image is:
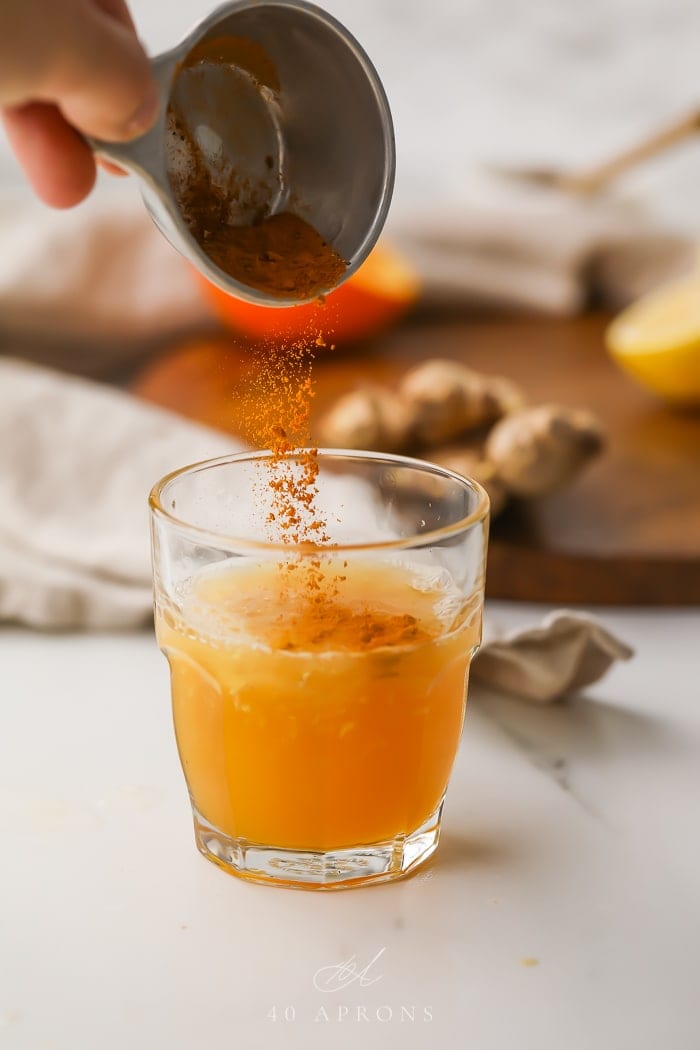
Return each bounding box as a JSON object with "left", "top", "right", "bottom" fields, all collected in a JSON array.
[{"left": 312, "top": 948, "right": 386, "bottom": 993}]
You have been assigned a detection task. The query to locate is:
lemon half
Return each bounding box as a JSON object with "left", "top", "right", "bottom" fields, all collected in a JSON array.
[{"left": 606, "top": 274, "right": 700, "bottom": 404}]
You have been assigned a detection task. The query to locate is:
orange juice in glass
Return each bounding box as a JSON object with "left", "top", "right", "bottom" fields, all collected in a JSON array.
[{"left": 150, "top": 451, "right": 488, "bottom": 889}]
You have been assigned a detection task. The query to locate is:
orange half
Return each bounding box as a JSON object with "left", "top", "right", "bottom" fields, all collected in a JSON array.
[{"left": 196, "top": 239, "right": 420, "bottom": 345}]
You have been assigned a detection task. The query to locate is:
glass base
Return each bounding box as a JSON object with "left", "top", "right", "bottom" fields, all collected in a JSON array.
[{"left": 192, "top": 803, "right": 443, "bottom": 890}]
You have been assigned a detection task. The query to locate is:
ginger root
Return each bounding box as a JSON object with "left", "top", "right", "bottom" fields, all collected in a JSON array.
[
  {"left": 316, "top": 386, "right": 413, "bottom": 453},
  {"left": 430, "top": 446, "right": 508, "bottom": 517},
  {"left": 317, "top": 361, "right": 526, "bottom": 453},
  {"left": 399, "top": 359, "right": 518, "bottom": 444},
  {"left": 315, "top": 363, "right": 603, "bottom": 514},
  {"left": 483, "top": 375, "right": 526, "bottom": 419},
  {"left": 485, "top": 404, "right": 605, "bottom": 498}
]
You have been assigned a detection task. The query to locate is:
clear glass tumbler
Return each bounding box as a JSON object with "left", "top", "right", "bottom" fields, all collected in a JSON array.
[{"left": 149, "top": 450, "right": 489, "bottom": 889}]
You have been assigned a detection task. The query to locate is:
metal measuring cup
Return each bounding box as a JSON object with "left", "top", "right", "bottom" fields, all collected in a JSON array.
[{"left": 90, "top": 0, "right": 395, "bottom": 306}]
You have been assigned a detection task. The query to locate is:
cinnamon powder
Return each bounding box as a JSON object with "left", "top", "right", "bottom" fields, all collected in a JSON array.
[
  {"left": 235, "top": 344, "right": 432, "bottom": 655},
  {"left": 201, "top": 212, "right": 347, "bottom": 299},
  {"left": 270, "top": 596, "right": 431, "bottom": 653},
  {"left": 169, "top": 37, "right": 346, "bottom": 300},
  {"left": 183, "top": 35, "right": 281, "bottom": 92}
]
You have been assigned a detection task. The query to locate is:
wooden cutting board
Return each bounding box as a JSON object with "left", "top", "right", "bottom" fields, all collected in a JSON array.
[{"left": 132, "top": 312, "right": 700, "bottom": 605}]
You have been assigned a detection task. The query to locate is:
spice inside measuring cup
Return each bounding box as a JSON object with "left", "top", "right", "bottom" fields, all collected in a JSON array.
[{"left": 166, "top": 35, "right": 347, "bottom": 301}]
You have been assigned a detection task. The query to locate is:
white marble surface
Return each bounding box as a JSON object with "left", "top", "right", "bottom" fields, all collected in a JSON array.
[{"left": 1, "top": 603, "right": 699, "bottom": 1049}]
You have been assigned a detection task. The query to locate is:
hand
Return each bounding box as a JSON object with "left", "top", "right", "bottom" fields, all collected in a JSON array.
[{"left": 0, "top": 0, "right": 158, "bottom": 207}]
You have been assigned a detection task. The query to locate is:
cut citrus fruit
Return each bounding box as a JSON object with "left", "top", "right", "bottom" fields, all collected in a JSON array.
[
  {"left": 195, "top": 239, "right": 420, "bottom": 345},
  {"left": 605, "top": 274, "right": 700, "bottom": 404}
]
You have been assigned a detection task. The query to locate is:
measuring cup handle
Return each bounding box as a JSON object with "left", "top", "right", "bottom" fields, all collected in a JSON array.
[{"left": 86, "top": 49, "right": 178, "bottom": 177}]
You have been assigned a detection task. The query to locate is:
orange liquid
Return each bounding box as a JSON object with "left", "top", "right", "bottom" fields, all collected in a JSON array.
[{"left": 156, "top": 559, "right": 481, "bottom": 851}]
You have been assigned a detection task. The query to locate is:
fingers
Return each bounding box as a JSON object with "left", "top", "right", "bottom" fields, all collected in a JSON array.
[
  {"left": 94, "top": 0, "right": 137, "bottom": 32},
  {"left": 0, "top": 1, "right": 159, "bottom": 141},
  {"left": 39, "top": 1, "right": 159, "bottom": 143},
  {"left": 2, "top": 102, "right": 96, "bottom": 208},
  {"left": 0, "top": 1, "right": 154, "bottom": 208}
]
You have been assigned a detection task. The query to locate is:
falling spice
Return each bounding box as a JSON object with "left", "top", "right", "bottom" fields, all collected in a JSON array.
[
  {"left": 235, "top": 335, "right": 327, "bottom": 544},
  {"left": 236, "top": 335, "right": 330, "bottom": 601},
  {"left": 232, "top": 333, "right": 441, "bottom": 654}
]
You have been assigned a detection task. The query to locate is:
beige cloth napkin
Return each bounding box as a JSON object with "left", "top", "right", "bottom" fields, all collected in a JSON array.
[
  {"left": 0, "top": 184, "right": 636, "bottom": 699},
  {"left": 0, "top": 189, "right": 211, "bottom": 378},
  {"left": 0, "top": 358, "right": 240, "bottom": 629},
  {"left": 391, "top": 174, "right": 695, "bottom": 314},
  {"left": 475, "top": 612, "right": 633, "bottom": 703}
]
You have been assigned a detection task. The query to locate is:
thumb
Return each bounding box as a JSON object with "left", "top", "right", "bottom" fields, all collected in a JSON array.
[{"left": 42, "top": 3, "right": 159, "bottom": 142}]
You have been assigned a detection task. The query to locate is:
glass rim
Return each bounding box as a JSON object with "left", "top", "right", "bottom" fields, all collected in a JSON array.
[{"left": 149, "top": 448, "right": 490, "bottom": 554}]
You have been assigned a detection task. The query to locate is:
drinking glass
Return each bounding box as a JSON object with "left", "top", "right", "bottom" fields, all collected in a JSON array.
[{"left": 149, "top": 450, "right": 489, "bottom": 889}]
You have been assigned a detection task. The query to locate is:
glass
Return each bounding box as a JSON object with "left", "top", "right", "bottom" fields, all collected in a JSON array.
[{"left": 149, "top": 450, "right": 489, "bottom": 890}]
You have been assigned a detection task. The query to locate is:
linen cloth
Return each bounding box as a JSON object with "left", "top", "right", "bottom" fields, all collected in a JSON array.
[{"left": 392, "top": 173, "right": 695, "bottom": 314}]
